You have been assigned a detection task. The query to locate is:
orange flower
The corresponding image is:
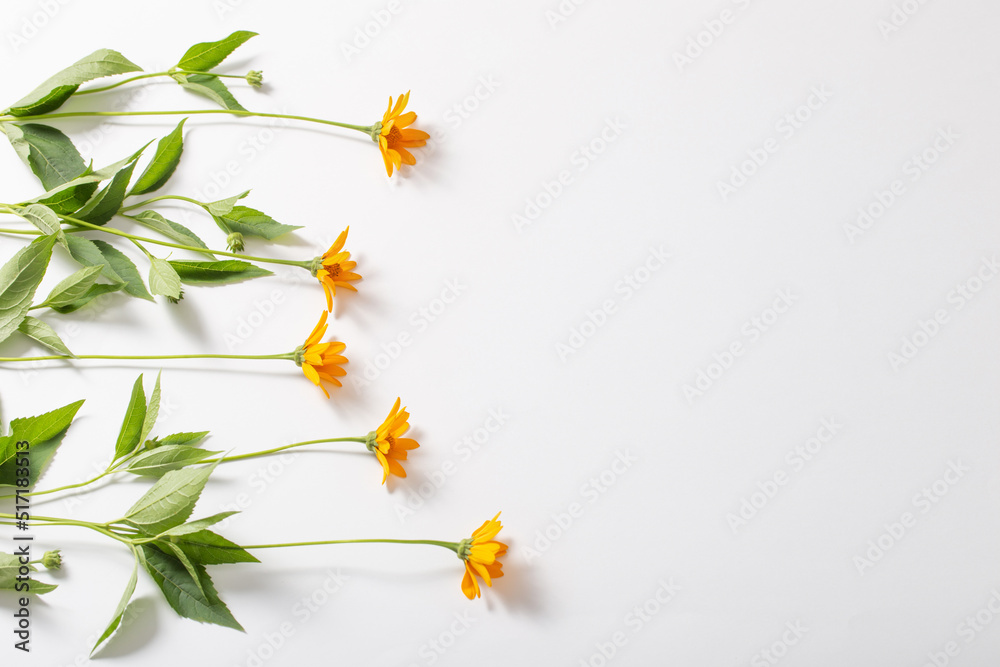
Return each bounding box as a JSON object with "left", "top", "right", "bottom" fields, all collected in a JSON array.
[
  {"left": 314, "top": 226, "right": 361, "bottom": 311},
  {"left": 366, "top": 398, "right": 419, "bottom": 484},
  {"left": 294, "top": 312, "right": 347, "bottom": 398},
  {"left": 459, "top": 512, "right": 507, "bottom": 599},
  {"left": 377, "top": 91, "right": 429, "bottom": 177}
]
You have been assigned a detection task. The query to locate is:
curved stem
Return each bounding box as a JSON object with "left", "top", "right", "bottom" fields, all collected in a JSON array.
[
  {"left": 0, "top": 353, "right": 295, "bottom": 363},
  {"left": 75, "top": 70, "right": 249, "bottom": 96},
  {"left": 120, "top": 194, "right": 206, "bottom": 212},
  {"left": 244, "top": 538, "right": 461, "bottom": 551},
  {"left": 0, "top": 470, "right": 113, "bottom": 500},
  {"left": 0, "top": 513, "right": 128, "bottom": 544},
  {"left": 202, "top": 437, "right": 369, "bottom": 464},
  {"left": 1, "top": 109, "right": 374, "bottom": 135}
]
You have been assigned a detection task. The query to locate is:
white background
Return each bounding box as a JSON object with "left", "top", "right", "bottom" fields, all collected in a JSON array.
[{"left": 2, "top": 0, "right": 1000, "bottom": 665}]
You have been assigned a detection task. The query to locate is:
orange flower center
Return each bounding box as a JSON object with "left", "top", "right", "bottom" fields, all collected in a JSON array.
[
  {"left": 384, "top": 435, "right": 396, "bottom": 448},
  {"left": 328, "top": 264, "right": 341, "bottom": 278},
  {"left": 384, "top": 124, "right": 403, "bottom": 148}
]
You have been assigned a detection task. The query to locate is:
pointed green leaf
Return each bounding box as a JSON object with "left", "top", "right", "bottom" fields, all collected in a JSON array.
[
  {"left": 205, "top": 190, "right": 250, "bottom": 217},
  {"left": 6, "top": 49, "right": 142, "bottom": 116},
  {"left": 169, "top": 260, "right": 272, "bottom": 285},
  {"left": 3, "top": 123, "right": 86, "bottom": 190},
  {"left": 130, "top": 211, "right": 214, "bottom": 258},
  {"left": 49, "top": 282, "right": 123, "bottom": 314},
  {"left": 39, "top": 264, "right": 104, "bottom": 307},
  {"left": 13, "top": 203, "right": 63, "bottom": 238},
  {"left": 139, "top": 371, "right": 161, "bottom": 447},
  {"left": 212, "top": 206, "right": 300, "bottom": 241},
  {"left": 139, "top": 544, "right": 243, "bottom": 630},
  {"left": 176, "top": 31, "right": 258, "bottom": 72},
  {"left": 130, "top": 119, "right": 186, "bottom": 195},
  {"left": 151, "top": 431, "right": 210, "bottom": 448},
  {"left": 178, "top": 74, "right": 245, "bottom": 111},
  {"left": 169, "top": 529, "right": 259, "bottom": 565},
  {"left": 91, "top": 552, "right": 139, "bottom": 655},
  {"left": 73, "top": 159, "right": 140, "bottom": 225},
  {"left": 124, "top": 462, "right": 218, "bottom": 534},
  {"left": 126, "top": 445, "right": 220, "bottom": 477},
  {"left": 0, "top": 399, "right": 84, "bottom": 487},
  {"left": 0, "top": 234, "right": 56, "bottom": 345},
  {"left": 158, "top": 512, "right": 238, "bottom": 537},
  {"left": 89, "top": 239, "right": 153, "bottom": 301},
  {"left": 149, "top": 258, "right": 182, "bottom": 299},
  {"left": 18, "top": 316, "right": 73, "bottom": 356},
  {"left": 0, "top": 554, "right": 57, "bottom": 594},
  {"left": 114, "top": 374, "right": 146, "bottom": 462},
  {"left": 160, "top": 540, "right": 206, "bottom": 596}
]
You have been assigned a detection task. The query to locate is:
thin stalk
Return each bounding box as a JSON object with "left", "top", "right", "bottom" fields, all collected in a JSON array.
[
  {"left": 74, "top": 70, "right": 249, "bottom": 95},
  {"left": 202, "top": 437, "right": 369, "bottom": 464},
  {"left": 0, "top": 353, "right": 294, "bottom": 363},
  {"left": 243, "top": 538, "right": 461, "bottom": 551}
]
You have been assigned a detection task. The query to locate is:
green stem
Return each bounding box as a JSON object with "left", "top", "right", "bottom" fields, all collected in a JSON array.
[
  {"left": 120, "top": 194, "right": 206, "bottom": 212},
  {"left": 203, "top": 437, "right": 369, "bottom": 464},
  {"left": 244, "top": 538, "right": 461, "bottom": 551},
  {"left": 0, "top": 470, "right": 114, "bottom": 500},
  {"left": 1, "top": 109, "right": 374, "bottom": 135},
  {"left": 0, "top": 513, "right": 127, "bottom": 543},
  {"left": 0, "top": 353, "right": 294, "bottom": 363},
  {"left": 0, "top": 206, "right": 312, "bottom": 269},
  {"left": 75, "top": 70, "right": 250, "bottom": 95}
]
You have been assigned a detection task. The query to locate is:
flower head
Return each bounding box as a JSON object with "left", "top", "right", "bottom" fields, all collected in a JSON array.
[
  {"left": 458, "top": 512, "right": 507, "bottom": 599},
  {"left": 41, "top": 550, "right": 62, "bottom": 570},
  {"left": 374, "top": 91, "right": 429, "bottom": 177},
  {"left": 246, "top": 70, "right": 264, "bottom": 88},
  {"left": 365, "top": 398, "right": 419, "bottom": 484},
  {"left": 312, "top": 227, "right": 361, "bottom": 311},
  {"left": 293, "top": 311, "right": 347, "bottom": 398}
]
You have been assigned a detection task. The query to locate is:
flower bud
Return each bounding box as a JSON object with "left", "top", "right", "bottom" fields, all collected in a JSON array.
[
  {"left": 227, "top": 232, "right": 245, "bottom": 253},
  {"left": 246, "top": 70, "right": 264, "bottom": 88},
  {"left": 41, "top": 550, "right": 62, "bottom": 570}
]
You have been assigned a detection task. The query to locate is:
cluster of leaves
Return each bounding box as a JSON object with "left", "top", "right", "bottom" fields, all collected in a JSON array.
[
  {"left": 0, "top": 374, "right": 257, "bottom": 654},
  {"left": 0, "top": 32, "right": 302, "bottom": 354}
]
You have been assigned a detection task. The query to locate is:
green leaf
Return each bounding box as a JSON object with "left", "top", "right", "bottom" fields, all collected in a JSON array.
[
  {"left": 124, "top": 462, "right": 218, "bottom": 535},
  {"left": 0, "top": 554, "right": 57, "bottom": 594},
  {"left": 160, "top": 540, "right": 206, "bottom": 596},
  {"left": 0, "top": 234, "right": 56, "bottom": 345},
  {"left": 130, "top": 119, "right": 186, "bottom": 195},
  {"left": 6, "top": 49, "right": 142, "bottom": 116},
  {"left": 38, "top": 265, "right": 104, "bottom": 308},
  {"left": 168, "top": 529, "right": 259, "bottom": 565},
  {"left": 0, "top": 399, "right": 84, "bottom": 487},
  {"left": 149, "top": 258, "right": 182, "bottom": 300},
  {"left": 130, "top": 211, "right": 214, "bottom": 259},
  {"left": 138, "top": 544, "right": 244, "bottom": 631},
  {"left": 13, "top": 203, "right": 62, "bottom": 237},
  {"left": 89, "top": 239, "right": 154, "bottom": 301},
  {"left": 114, "top": 374, "right": 146, "bottom": 462},
  {"left": 139, "top": 371, "right": 161, "bottom": 448},
  {"left": 73, "top": 159, "right": 140, "bottom": 225},
  {"left": 177, "top": 31, "right": 258, "bottom": 72},
  {"left": 49, "top": 282, "right": 123, "bottom": 314},
  {"left": 91, "top": 552, "right": 139, "bottom": 655},
  {"left": 17, "top": 316, "right": 73, "bottom": 356},
  {"left": 23, "top": 146, "right": 145, "bottom": 209},
  {"left": 3, "top": 123, "right": 87, "bottom": 190},
  {"left": 212, "top": 206, "right": 300, "bottom": 241},
  {"left": 152, "top": 431, "right": 210, "bottom": 448},
  {"left": 169, "top": 260, "right": 272, "bottom": 285},
  {"left": 205, "top": 190, "right": 250, "bottom": 217},
  {"left": 177, "top": 74, "right": 246, "bottom": 111},
  {"left": 35, "top": 180, "right": 99, "bottom": 216},
  {"left": 126, "top": 445, "right": 220, "bottom": 477},
  {"left": 158, "top": 512, "right": 238, "bottom": 537}
]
